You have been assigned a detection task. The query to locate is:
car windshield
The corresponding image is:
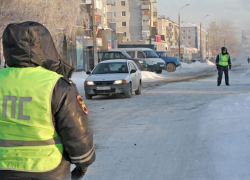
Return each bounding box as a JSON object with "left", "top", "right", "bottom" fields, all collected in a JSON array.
[
  {"left": 122, "top": 52, "right": 132, "bottom": 58},
  {"left": 157, "top": 52, "right": 166, "bottom": 57},
  {"left": 92, "top": 62, "right": 129, "bottom": 74},
  {"left": 143, "top": 51, "right": 159, "bottom": 58}
]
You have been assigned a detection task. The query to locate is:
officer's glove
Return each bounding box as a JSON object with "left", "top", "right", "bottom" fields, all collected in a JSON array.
[
  {"left": 216, "top": 65, "right": 219, "bottom": 70},
  {"left": 71, "top": 166, "right": 88, "bottom": 180},
  {"left": 229, "top": 65, "right": 232, "bottom": 70}
]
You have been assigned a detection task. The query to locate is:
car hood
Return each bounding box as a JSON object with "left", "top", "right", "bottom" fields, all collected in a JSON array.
[
  {"left": 86, "top": 73, "right": 128, "bottom": 81},
  {"left": 146, "top": 58, "right": 165, "bottom": 63}
]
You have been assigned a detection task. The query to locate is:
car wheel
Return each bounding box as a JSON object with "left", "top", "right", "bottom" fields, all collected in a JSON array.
[
  {"left": 85, "top": 93, "right": 93, "bottom": 100},
  {"left": 135, "top": 82, "right": 141, "bottom": 95},
  {"left": 156, "top": 70, "right": 162, "bottom": 74},
  {"left": 124, "top": 83, "right": 132, "bottom": 98},
  {"left": 166, "top": 63, "right": 176, "bottom": 72}
]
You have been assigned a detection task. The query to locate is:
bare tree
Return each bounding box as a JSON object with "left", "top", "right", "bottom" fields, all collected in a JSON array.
[
  {"left": 0, "top": 0, "right": 90, "bottom": 59},
  {"left": 208, "top": 20, "right": 240, "bottom": 55}
]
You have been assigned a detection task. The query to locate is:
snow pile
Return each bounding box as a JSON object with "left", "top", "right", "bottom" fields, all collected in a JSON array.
[
  {"left": 180, "top": 63, "right": 192, "bottom": 69},
  {"left": 141, "top": 71, "right": 165, "bottom": 82},
  {"left": 206, "top": 60, "right": 215, "bottom": 66}
]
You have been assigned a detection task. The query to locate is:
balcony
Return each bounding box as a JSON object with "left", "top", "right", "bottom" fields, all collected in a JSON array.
[
  {"left": 141, "top": 4, "right": 150, "bottom": 10},
  {"left": 142, "top": 26, "right": 150, "bottom": 31},
  {"left": 142, "top": 14, "right": 150, "bottom": 20}
]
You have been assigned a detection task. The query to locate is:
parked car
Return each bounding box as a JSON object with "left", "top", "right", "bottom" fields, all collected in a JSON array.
[
  {"left": 98, "top": 51, "right": 147, "bottom": 71},
  {"left": 187, "top": 60, "right": 197, "bottom": 64},
  {"left": 84, "top": 60, "right": 142, "bottom": 99},
  {"left": 155, "top": 51, "right": 180, "bottom": 72},
  {"left": 112, "top": 48, "right": 166, "bottom": 74}
]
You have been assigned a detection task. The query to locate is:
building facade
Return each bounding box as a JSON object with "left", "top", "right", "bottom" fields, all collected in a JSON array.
[
  {"left": 157, "top": 16, "right": 179, "bottom": 48},
  {"left": 106, "top": 0, "right": 157, "bottom": 42},
  {"left": 180, "top": 23, "right": 207, "bottom": 59}
]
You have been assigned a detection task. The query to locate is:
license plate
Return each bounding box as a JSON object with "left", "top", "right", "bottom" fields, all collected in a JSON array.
[
  {"left": 160, "top": 65, "right": 165, "bottom": 67},
  {"left": 96, "top": 86, "right": 111, "bottom": 90}
]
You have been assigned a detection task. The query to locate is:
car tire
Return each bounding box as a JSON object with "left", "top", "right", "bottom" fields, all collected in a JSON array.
[
  {"left": 135, "top": 82, "right": 141, "bottom": 95},
  {"left": 156, "top": 70, "right": 162, "bottom": 74},
  {"left": 166, "top": 63, "right": 176, "bottom": 72},
  {"left": 85, "top": 93, "right": 93, "bottom": 100},
  {"left": 124, "top": 83, "right": 132, "bottom": 98}
]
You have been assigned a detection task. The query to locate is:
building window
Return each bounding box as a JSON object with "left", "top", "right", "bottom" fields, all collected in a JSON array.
[
  {"left": 122, "top": 22, "right": 126, "bottom": 27},
  {"left": 188, "top": 36, "right": 191, "bottom": 39},
  {"left": 123, "top": 32, "right": 127, "bottom": 37},
  {"left": 121, "top": 1, "right": 125, "bottom": 6},
  {"left": 143, "top": 10, "right": 149, "bottom": 15},
  {"left": 122, "top": 11, "right": 126, "bottom": 16},
  {"left": 143, "top": 20, "right": 149, "bottom": 26},
  {"left": 188, "top": 42, "right": 191, "bottom": 45},
  {"left": 182, "top": 36, "right": 186, "bottom": 40},
  {"left": 187, "top": 30, "right": 190, "bottom": 33},
  {"left": 182, "top": 30, "right": 186, "bottom": 33}
]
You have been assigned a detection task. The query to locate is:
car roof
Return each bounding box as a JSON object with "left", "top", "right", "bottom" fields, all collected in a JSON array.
[
  {"left": 112, "top": 48, "right": 154, "bottom": 51},
  {"left": 99, "top": 59, "right": 129, "bottom": 63},
  {"left": 99, "top": 51, "right": 124, "bottom": 53}
]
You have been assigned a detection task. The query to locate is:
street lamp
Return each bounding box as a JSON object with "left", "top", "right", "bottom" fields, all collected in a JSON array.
[
  {"left": 178, "top": 4, "right": 190, "bottom": 60},
  {"left": 199, "top": 15, "right": 209, "bottom": 59}
]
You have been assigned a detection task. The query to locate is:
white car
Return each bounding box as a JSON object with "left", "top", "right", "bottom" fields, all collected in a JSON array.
[{"left": 84, "top": 60, "right": 142, "bottom": 99}]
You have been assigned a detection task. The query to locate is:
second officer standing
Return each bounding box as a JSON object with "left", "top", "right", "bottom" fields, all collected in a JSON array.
[{"left": 216, "top": 47, "right": 232, "bottom": 86}]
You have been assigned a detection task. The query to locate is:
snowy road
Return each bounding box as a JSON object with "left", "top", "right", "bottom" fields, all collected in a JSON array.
[{"left": 76, "top": 65, "right": 250, "bottom": 180}]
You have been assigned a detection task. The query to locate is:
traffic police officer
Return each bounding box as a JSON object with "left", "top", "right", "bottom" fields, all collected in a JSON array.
[
  {"left": 0, "top": 22, "right": 95, "bottom": 180},
  {"left": 216, "top": 47, "right": 232, "bottom": 86}
]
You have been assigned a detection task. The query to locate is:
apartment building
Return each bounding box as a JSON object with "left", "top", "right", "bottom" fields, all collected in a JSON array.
[
  {"left": 181, "top": 23, "right": 208, "bottom": 58},
  {"left": 157, "top": 16, "right": 179, "bottom": 47},
  {"left": 107, "top": 0, "right": 157, "bottom": 42}
]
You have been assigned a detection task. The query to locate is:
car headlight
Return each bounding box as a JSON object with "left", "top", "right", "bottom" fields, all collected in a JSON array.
[
  {"left": 139, "top": 60, "right": 144, "bottom": 64},
  {"left": 85, "top": 81, "right": 95, "bottom": 85},
  {"left": 153, "top": 62, "right": 157, "bottom": 65},
  {"left": 114, "top": 80, "right": 127, "bottom": 84}
]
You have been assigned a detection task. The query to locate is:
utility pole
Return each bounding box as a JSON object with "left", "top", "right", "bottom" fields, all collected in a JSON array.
[
  {"left": 92, "top": 0, "right": 98, "bottom": 68},
  {"left": 200, "top": 23, "right": 202, "bottom": 59},
  {"left": 178, "top": 13, "right": 181, "bottom": 60},
  {"left": 178, "top": 4, "right": 190, "bottom": 60},
  {"left": 149, "top": 1, "right": 152, "bottom": 45},
  {"left": 199, "top": 15, "right": 209, "bottom": 59}
]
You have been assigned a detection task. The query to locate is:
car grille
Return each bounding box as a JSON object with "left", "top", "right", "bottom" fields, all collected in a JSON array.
[
  {"left": 93, "top": 89, "right": 116, "bottom": 94},
  {"left": 94, "top": 81, "right": 114, "bottom": 85},
  {"left": 157, "top": 62, "right": 165, "bottom": 66}
]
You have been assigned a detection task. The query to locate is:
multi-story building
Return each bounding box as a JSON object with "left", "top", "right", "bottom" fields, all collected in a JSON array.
[
  {"left": 180, "top": 23, "right": 207, "bottom": 58},
  {"left": 107, "top": 0, "right": 157, "bottom": 42},
  {"left": 157, "top": 16, "right": 179, "bottom": 47}
]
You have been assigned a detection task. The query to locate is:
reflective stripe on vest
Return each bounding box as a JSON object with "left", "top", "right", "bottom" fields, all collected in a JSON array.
[
  {"left": 0, "top": 67, "right": 63, "bottom": 172},
  {"left": 219, "top": 53, "right": 229, "bottom": 66}
]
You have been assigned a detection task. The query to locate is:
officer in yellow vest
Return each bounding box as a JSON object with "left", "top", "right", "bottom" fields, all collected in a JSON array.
[
  {"left": 0, "top": 22, "right": 95, "bottom": 179},
  {"left": 216, "top": 47, "right": 232, "bottom": 86}
]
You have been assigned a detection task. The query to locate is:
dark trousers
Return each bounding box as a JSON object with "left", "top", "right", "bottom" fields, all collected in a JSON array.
[{"left": 218, "top": 65, "right": 229, "bottom": 85}]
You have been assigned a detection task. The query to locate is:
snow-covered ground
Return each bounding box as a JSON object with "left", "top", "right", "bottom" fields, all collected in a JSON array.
[{"left": 71, "top": 63, "right": 250, "bottom": 180}]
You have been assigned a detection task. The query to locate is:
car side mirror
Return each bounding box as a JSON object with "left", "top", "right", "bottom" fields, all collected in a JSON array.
[
  {"left": 130, "top": 69, "right": 136, "bottom": 74},
  {"left": 86, "top": 71, "right": 91, "bottom": 75}
]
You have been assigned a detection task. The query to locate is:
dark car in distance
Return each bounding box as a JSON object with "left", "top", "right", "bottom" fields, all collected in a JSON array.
[{"left": 98, "top": 51, "right": 147, "bottom": 71}]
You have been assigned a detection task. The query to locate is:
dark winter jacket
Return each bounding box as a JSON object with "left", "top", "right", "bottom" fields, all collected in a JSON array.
[
  {"left": 216, "top": 47, "right": 232, "bottom": 67},
  {"left": 0, "top": 22, "right": 95, "bottom": 179}
]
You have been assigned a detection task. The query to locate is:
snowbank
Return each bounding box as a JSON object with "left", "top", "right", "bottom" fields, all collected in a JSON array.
[
  {"left": 141, "top": 71, "right": 165, "bottom": 82},
  {"left": 206, "top": 60, "right": 215, "bottom": 66},
  {"left": 180, "top": 63, "right": 192, "bottom": 69}
]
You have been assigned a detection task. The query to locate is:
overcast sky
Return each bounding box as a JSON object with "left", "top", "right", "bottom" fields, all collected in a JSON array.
[{"left": 155, "top": 0, "right": 249, "bottom": 35}]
